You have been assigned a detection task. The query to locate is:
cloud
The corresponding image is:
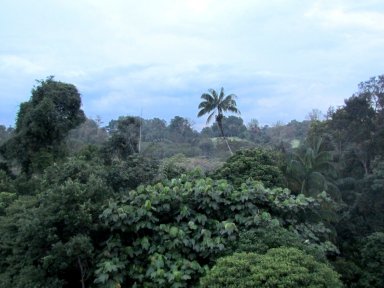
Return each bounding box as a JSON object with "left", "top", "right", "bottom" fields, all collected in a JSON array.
[
  {"left": 0, "top": 0, "right": 383, "bottom": 128},
  {"left": 0, "top": 55, "right": 44, "bottom": 75},
  {"left": 305, "top": 1, "right": 384, "bottom": 32}
]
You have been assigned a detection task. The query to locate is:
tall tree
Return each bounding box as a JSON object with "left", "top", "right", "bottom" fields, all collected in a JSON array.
[
  {"left": 1, "top": 76, "right": 85, "bottom": 174},
  {"left": 197, "top": 88, "right": 240, "bottom": 154}
]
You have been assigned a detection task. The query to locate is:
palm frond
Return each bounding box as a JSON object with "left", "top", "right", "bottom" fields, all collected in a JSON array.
[
  {"left": 198, "top": 105, "right": 214, "bottom": 117},
  {"left": 227, "top": 106, "right": 241, "bottom": 114},
  {"left": 208, "top": 89, "right": 218, "bottom": 99},
  {"left": 218, "top": 87, "right": 225, "bottom": 102},
  {"left": 200, "top": 93, "right": 214, "bottom": 102},
  {"left": 206, "top": 111, "right": 216, "bottom": 124}
]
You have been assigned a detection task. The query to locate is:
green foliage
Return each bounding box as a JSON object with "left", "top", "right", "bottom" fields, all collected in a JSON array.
[
  {"left": 358, "top": 232, "right": 384, "bottom": 287},
  {"left": 0, "top": 156, "right": 112, "bottom": 287},
  {"left": 332, "top": 258, "right": 362, "bottom": 287},
  {"left": 157, "top": 154, "right": 220, "bottom": 180},
  {"left": 167, "top": 116, "right": 198, "bottom": 144},
  {"left": 142, "top": 141, "right": 202, "bottom": 159},
  {"left": 0, "top": 191, "right": 16, "bottom": 216},
  {"left": 287, "top": 136, "right": 339, "bottom": 199},
  {"left": 1, "top": 77, "right": 85, "bottom": 174},
  {"left": 263, "top": 120, "right": 311, "bottom": 150},
  {"left": 210, "top": 116, "right": 247, "bottom": 138},
  {"left": 198, "top": 138, "right": 214, "bottom": 157},
  {"left": 0, "top": 170, "right": 15, "bottom": 193},
  {"left": 0, "top": 125, "right": 13, "bottom": 146},
  {"left": 106, "top": 154, "right": 159, "bottom": 192},
  {"left": 66, "top": 118, "right": 108, "bottom": 154},
  {"left": 157, "top": 153, "right": 188, "bottom": 180},
  {"left": 337, "top": 158, "right": 384, "bottom": 246},
  {"left": 103, "top": 116, "right": 140, "bottom": 161},
  {"left": 326, "top": 79, "right": 380, "bottom": 178},
  {"left": 142, "top": 118, "right": 168, "bottom": 142},
  {"left": 212, "top": 148, "right": 285, "bottom": 188},
  {"left": 96, "top": 174, "right": 335, "bottom": 287},
  {"left": 354, "top": 158, "right": 384, "bottom": 234},
  {"left": 199, "top": 247, "right": 342, "bottom": 288},
  {"left": 234, "top": 224, "right": 326, "bottom": 261}
]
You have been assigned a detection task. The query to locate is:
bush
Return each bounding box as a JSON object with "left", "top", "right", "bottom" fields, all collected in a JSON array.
[
  {"left": 199, "top": 247, "right": 343, "bottom": 288},
  {"left": 234, "top": 224, "right": 326, "bottom": 261},
  {"left": 212, "top": 148, "right": 285, "bottom": 188}
]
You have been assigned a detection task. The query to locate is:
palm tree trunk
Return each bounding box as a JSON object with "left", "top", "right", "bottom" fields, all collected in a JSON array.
[{"left": 217, "top": 120, "right": 233, "bottom": 155}]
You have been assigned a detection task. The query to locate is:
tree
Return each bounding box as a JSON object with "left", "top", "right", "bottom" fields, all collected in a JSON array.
[
  {"left": 66, "top": 118, "right": 108, "bottom": 154},
  {"left": 326, "top": 86, "right": 377, "bottom": 177},
  {"left": 212, "top": 148, "right": 285, "bottom": 188},
  {"left": 199, "top": 248, "right": 342, "bottom": 288},
  {"left": 198, "top": 88, "right": 240, "bottom": 155},
  {"left": 95, "top": 173, "right": 337, "bottom": 287},
  {"left": 233, "top": 224, "right": 325, "bottom": 261},
  {"left": 209, "top": 116, "right": 247, "bottom": 138},
  {"left": 167, "top": 116, "right": 197, "bottom": 144},
  {"left": 0, "top": 77, "right": 85, "bottom": 174},
  {"left": 0, "top": 156, "right": 112, "bottom": 287},
  {"left": 358, "top": 232, "right": 384, "bottom": 287},
  {"left": 141, "top": 118, "right": 167, "bottom": 142},
  {"left": 106, "top": 154, "right": 159, "bottom": 192},
  {"left": 103, "top": 116, "right": 140, "bottom": 161},
  {"left": 287, "top": 137, "right": 338, "bottom": 198}
]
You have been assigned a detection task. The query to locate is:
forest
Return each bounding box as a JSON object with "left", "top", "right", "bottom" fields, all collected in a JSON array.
[{"left": 0, "top": 75, "right": 383, "bottom": 287}]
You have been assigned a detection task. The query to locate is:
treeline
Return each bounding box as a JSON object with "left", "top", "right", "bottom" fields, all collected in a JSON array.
[{"left": 0, "top": 75, "right": 383, "bottom": 287}]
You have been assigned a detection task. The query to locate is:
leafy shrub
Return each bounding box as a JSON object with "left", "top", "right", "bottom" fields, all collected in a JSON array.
[
  {"left": 106, "top": 154, "right": 159, "bottom": 191},
  {"left": 234, "top": 224, "right": 326, "bottom": 261},
  {"left": 212, "top": 148, "right": 285, "bottom": 188},
  {"left": 199, "top": 247, "right": 343, "bottom": 288}
]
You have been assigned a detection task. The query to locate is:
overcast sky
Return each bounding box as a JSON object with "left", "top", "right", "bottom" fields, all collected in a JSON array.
[{"left": 1, "top": 0, "right": 384, "bottom": 129}]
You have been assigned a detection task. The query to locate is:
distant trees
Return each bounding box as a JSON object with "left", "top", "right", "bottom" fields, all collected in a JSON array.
[
  {"left": 103, "top": 116, "right": 140, "bottom": 161},
  {"left": 66, "top": 118, "right": 108, "bottom": 154},
  {"left": 167, "top": 116, "right": 198, "bottom": 144},
  {"left": 2, "top": 74, "right": 384, "bottom": 287},
  {"left": 198, "top": 88, "right": 240, "bottom": 154},
  {"left": 141, "top": 118, "right": 167, "bottom": 142},
  {"left": 212, "top": 116, "right": 247, "bottom": 138}
]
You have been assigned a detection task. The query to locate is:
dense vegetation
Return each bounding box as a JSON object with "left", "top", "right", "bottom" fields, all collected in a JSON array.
[{"left": 0, "top": 75, "right": 383, "bottom": 287}]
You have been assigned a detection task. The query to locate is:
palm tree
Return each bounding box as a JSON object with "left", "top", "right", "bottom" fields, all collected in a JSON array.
[
  {"left": 287, "top": 136, "right": 339, "bottom": 199},
  {"left": 198, "top": 87, "right": 240, "bottom": 154}
]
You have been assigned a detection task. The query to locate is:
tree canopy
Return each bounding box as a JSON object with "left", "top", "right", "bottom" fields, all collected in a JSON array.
[
  {"left": 1, "top": 75, "right": 384, "bottom": 287},
  {"left": 1, "top": 77, "right": 85, "bottom": 174}
]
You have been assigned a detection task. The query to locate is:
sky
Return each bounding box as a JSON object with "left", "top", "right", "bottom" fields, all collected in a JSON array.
[{"left": 1, "top": 0, "right": 384, "bottom": 130}]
